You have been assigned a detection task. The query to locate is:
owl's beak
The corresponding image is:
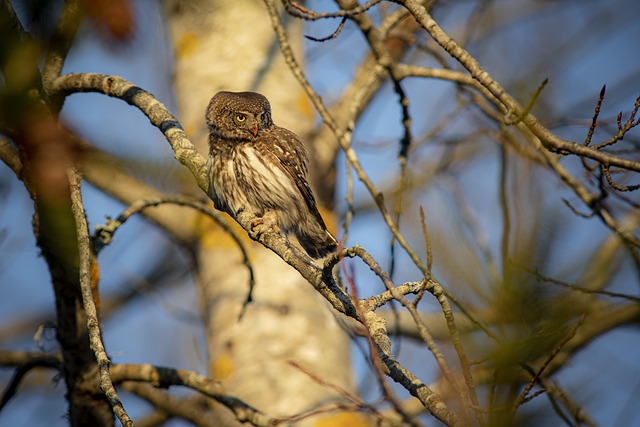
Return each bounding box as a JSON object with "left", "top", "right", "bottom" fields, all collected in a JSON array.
[{"left": 250, "top": 124, "right": 259, "bottom": 137}]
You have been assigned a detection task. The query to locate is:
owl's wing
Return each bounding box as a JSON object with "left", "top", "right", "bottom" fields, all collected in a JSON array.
[{"left": 262, "top": 126, "right": 328, "bottom": 229}]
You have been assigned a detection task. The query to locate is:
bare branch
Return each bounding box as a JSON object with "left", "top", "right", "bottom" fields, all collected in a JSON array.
[
  {"left": 0, "top": 136, "right": 24, "bottom": 181},
  {"left": 304, "top": 16, "right": 347, "bottom": 42},
  {"left": 583, "top": 85, "right": 606, "bottom": 147},
  {"left": 603, "top": 164, "right": 640, "bottom": 192},
  {"left": 0, "top": 351, "right": 62, "bottom": 411},
  {"left": 122, "top": 384, "right": 214, "bottom": 427},
  {"left": 111, "top": 363, "right": 271, "bottom": 426},
  {"left": 52, "top": 73, "right": 209, "bottom": 193},
  {"left": 514, "top": 263, "right": 640, "bottom": 303},
  {"left": 512, "top": 316, "right": 585, "bottom": 414},
  {"left": 283, "top": 0, "right": 383, "bottom": 21},
  {"left": 69, "top": 168, "right": 133, "bottom": 426},
  {"left": 398, "top": 0, "right": 640, "bottom": 173},
  {"left": 91, "top": 195, "right": 256, "bottom": 312},
  {"left": 42, "top": 0, "right": 81, "bottom": 109},
  {"left": 593, "top": 93, "right": 640, "bottom": 150}
]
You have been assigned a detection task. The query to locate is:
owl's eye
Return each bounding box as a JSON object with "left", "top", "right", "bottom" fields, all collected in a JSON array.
[{"left": 235, "top": 114, "right": 246, "bottom": 123}]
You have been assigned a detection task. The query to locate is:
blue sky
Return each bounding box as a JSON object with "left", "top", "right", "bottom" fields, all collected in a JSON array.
[{"left": 1, "top": 1, "right": 639, "bottom": 426}]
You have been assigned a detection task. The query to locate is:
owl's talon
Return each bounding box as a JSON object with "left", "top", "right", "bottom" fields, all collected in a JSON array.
[{"left": 250, "top": 213, "right": 280, "bottom": 236}]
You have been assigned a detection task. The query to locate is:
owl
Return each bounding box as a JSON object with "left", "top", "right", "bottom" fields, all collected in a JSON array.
[{"left": 205, "top": 91, "right": 337, "bottom": 259}]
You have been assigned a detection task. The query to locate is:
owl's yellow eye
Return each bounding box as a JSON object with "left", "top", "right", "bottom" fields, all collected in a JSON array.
[{"left": 235, "top": 114, "right": 246, "bottom": 123}]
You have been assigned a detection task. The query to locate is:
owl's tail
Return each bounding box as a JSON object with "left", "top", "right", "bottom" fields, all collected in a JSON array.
[{"left": 297, "top": 229, "right": 338, "bottom": 259}]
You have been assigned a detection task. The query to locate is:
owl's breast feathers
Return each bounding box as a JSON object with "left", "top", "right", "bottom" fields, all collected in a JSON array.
[
  {"left": 209, "top": 134, "right": 306, "bottom": 225},
  {"left": 208, "top": 124, "right": 336, "bottom": 258}
]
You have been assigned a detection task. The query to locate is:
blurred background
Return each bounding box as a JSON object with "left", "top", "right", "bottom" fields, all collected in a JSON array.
[{"left": 1, "top": 0, "right": 639, "bottom": 426}]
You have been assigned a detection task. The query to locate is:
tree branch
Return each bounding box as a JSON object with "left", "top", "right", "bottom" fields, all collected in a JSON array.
[
  {"left": 42, "top": 0, "right": 81, "bottom": 110},
  {"left": 52, "top": 73, "right": 209, "bottom": 192},
  {"left": 69, "top": 167, "right": 133, "bottom": 426},
  {"left": 111, "top": 363, "right": 272, "bottom": 426},
  {"left": 398, "top": 0, "right": 640, "bottom": 173},
  {"left": 0, "top": 351, "right": 62, "bottom": 411}
]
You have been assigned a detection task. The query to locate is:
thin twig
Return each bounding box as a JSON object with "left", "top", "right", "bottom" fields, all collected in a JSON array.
[
  {"left": 415, "top": 207, "right": 432, "bottom": 305},
  {"left": 283, "top": 0, "right": 383, "bottom": 20},
  {"left": 514, "top": 263, "right": 640, "bottom": 303},
  {"left": 603, "top": 164, "right": 640, "bottom": 192},
  {"left": 305, "top": 17, "right": 347, "bottom": 41},
  {"left": 583, "top": 85, "right": 606, "bottom": 147},
  {"left": 592, "top": 93, "right": 640, "bottom": 150},
  {"left": 287, "top": 360, "right": 371, "bottom": 409},
  {"left": 541, "top": 378, "right": 599, "bottom": 427},
  {"left": 498, "top": 141, "right": 511, "bottom": 282},
  {"left": 505, "top": 78, "right": 548, "bottom": 126},
  {"left": 91, "top": 196, "right": 256, "bottom": 313},
  {"left": 398, "top": 0, "right": 640, "bottom": 174},
  {"left": 512, "top": 315, "right": 586, "bottom": 414}
]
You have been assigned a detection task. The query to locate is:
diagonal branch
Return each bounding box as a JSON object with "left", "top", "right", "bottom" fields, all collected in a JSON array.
[
  {"left": 111, "top": 363, "right": 271, "bottom": 426},
  {"left": 49, "top": 68, "right": 462, "bottom": 425},
  {"left": 398, "top": 0, "right": 640, "bottom": 173},
  {"left": 263, "top": 0, "right": 428, "bottom": 278}
]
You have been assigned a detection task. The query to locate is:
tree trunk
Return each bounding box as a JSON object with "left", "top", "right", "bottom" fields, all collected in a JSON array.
[{"left": 163, "top": 1, "right": 358, "bottom": 424}]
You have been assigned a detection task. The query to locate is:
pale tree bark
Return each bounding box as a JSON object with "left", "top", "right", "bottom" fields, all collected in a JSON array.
[
  {"left": 2, "top": 1, "right": 639, "bottom": 426},
  {"left": 163, "top": 1, "right": 357, "bottom": 425}
]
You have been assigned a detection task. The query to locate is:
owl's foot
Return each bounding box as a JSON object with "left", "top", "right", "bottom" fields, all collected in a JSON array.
[{"left": 250, "top": 211, "right": 280, "bottom": 237}]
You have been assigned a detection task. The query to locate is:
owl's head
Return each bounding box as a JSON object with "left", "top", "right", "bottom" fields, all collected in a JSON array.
[{"left": 206, "top": 91, "right": 273, "bottom": 141}]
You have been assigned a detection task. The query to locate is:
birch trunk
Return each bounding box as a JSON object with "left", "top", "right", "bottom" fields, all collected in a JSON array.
[{"left": 163, "top": 1, "right": 358, "bottom": 424}]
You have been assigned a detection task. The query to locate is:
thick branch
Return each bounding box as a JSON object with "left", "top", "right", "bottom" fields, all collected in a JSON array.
[{"left": 52, "top": 73, "right": 209, "bottom": 192}]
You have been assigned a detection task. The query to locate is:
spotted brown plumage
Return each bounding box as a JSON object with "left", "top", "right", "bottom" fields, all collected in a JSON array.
[{"left": 206, "top": 91, "right": 337, "bottom": 258}]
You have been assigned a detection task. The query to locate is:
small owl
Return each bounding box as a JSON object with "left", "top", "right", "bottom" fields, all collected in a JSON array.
[{"left": 206, "top": 91, "right": 337, "bottom": 258}]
